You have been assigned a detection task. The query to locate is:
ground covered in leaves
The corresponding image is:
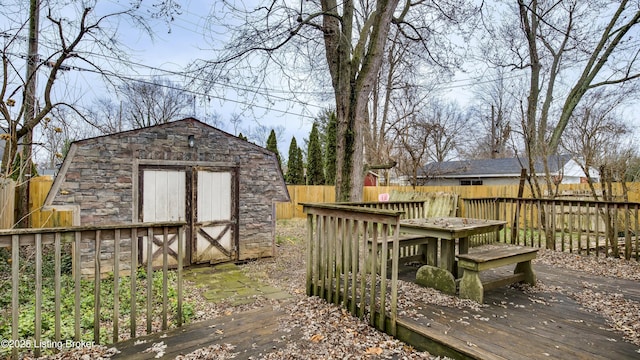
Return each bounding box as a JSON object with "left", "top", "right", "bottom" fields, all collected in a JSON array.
[{"left": 33, "top": 219, "right": 640, "bottom": 359}]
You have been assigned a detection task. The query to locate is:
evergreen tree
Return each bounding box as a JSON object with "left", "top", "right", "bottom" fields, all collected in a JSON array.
[
  {"left": 296, "top": 147, "right": 305, "bottom": 184},
  {"left": 307, "top": 122, "right": 325, "bottom": 185},
  {"left": 266, "top": 129, "right": 281, "bottom": 169},
  {"left": 237, "top": 132, "right": 248, "bottom": 141},
  {"left": 286, "top": 137, "right": 304, "bottom": 184},
  {"left": 324, "top": 111, "right": 337, "bottom": 185}
]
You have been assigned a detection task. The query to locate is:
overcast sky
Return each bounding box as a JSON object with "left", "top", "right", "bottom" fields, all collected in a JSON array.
[{"left": 99, "top": 0, "right": 320, "bottom": 154}]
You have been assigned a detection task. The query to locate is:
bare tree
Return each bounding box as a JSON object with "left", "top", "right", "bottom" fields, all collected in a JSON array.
[
  {"left": 394, "top": 119, "right": 431, "bottom": 187},
  {"left": 392, "top": 98, "right": 467, "bottom": 185},
  {"left": 561, "top": 89, "right": 634, "bottom": 201},
  {"left": 192, "top": 0, "right": 477, "bottom": 201},
  {"left": 482, "top": 0, "right": 640, "bottom": 199},
  {"left": 36, "top": 107, "right": 89, "bottom": 172},
  {"left": 366, "top": 26, "right": 446, "bottom": 182},
  {"left": 229, "top": 113, "right": 243, "bottom": 136},
  {"left": 120, "top": 78, "right": 194, "bottom": 129},
  {"left": 85, "top": 98, "right": 126, "bottom": 135},
  {"left": 0, "top": 0, "right": 179, "bottom": 226},
  {"left": 424, "top": 100, "right": 469, "bottom": 163},
  {"left": 466, "top": 67, "right": 519, "bottom": 159}
]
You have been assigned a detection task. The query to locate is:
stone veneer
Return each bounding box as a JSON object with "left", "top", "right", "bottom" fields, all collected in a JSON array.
[{"left": 47, "top": 118, "right": 289, "bottom": 276}]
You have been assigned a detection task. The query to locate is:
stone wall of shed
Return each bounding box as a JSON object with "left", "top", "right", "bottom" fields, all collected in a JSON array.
[{"left": 51, "top": 120, "right": 288, "bottom": 275}]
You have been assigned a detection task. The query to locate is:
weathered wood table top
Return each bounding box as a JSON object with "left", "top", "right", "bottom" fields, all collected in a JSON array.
[{"left": 399, "top": 217, "right": 507, "bottom": 239}]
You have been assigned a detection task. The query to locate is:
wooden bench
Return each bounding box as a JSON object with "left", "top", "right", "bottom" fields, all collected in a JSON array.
[
  {"left": 367, "top": 234, "right": 431, "bottom": 270},
  {"left": 456, "top": 245, "right": 538, "bottom": 303}
]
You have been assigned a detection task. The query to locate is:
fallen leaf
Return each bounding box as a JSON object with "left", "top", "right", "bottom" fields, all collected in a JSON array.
[{"left": 365, "top": 347, "right": 383, "bottom": 355}]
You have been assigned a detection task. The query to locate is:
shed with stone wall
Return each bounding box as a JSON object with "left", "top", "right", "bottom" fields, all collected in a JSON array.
[{"left": 43, "top": 118, "right": 290, "bottom": 276}]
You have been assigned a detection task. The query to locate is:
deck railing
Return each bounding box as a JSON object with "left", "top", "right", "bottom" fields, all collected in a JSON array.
[
  {"left": 303, "top": 203, "right": 404, "bottom": 336},
  {"left": 463, "top": 197, "right": 640, "bottom": 260},
  {"left": 0, "top": 222, "right": 186, "bottom": 359},
  {"left": 335, "top": 200, "right": 428, "bottom": 219}
]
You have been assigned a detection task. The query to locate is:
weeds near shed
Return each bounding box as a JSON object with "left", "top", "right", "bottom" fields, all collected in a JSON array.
[{"left": 0, "top": 247, "right": 195, "bottom": 357}]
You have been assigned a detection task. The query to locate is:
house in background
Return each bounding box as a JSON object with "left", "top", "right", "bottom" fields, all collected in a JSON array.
[
  {"left": 364, "top": 171, "right": 379, "bottom": 186},
  {"left": 418, "top": 155, "right": 598, "bottom": 186}
]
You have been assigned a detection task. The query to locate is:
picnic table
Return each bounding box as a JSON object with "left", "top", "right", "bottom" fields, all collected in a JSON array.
[{"left": 399, "top": 217, "right": 506, "bottom": 294}]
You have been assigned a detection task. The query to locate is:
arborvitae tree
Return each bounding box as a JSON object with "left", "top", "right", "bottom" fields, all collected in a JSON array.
[
  {"left": 307, "top": 122, "right": 325, "bottom": 185},
  {"left": 324, "top": 111, "right": 337, "bottom": 185},
  {"left": 237, "top": 132, "right": 248, "bottom": 141},
  {"left": 296, "top": 147, "right": 305, "bottom": 184},
  {"left": 266, "top": 129, "right": 281, "bottom": 169},
  {"left": 286, "top": 137, "right": 304, "bottom": 184}
]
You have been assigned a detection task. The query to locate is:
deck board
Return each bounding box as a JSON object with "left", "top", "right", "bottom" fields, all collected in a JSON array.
[
  {"left": 112, "top": 263, "right": 639, "bottom": 359},
  {"left": 399, "top": 263, "right": 640, "bottom": 359},
  {"left": 112, "top": 307, "right": 300, "bottom": 359}
]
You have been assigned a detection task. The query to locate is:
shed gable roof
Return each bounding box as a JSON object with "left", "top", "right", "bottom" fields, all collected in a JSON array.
[{"left": 72, "top": 117, "right": 276, "bottom": 157}]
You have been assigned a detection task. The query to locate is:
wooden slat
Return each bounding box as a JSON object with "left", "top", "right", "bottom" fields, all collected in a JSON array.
[
  {"left": 319, "top": 215, "right": 326, "bottom": 298},
  {"left": 54, "top": 232, "right": 61, "bottom": 342},
  {"left": 162, "top": 227, "right": 169, "bottom": 330},
  {"left": 367, "top": 221, "right": 376, "bottom": 323},
  {"left": 633, "top": 205, "right": 640, "bottom": 261},
  {"left": 327, "top": 216, "right": 334, "bottom": 304},
  {"left": 595, "top": 203, "right": 601, "bottom": 256},
  {"left": 146, "top": 227, "right": 153, "bottom": 334},
  {"left": 378, "top": 225, "right": 388, "bottom": 330},
  {"left": 335, "top": 217, "right": 343, "bottom": 306},
  {"left": 305, "top": 214, "right": 313, "bottom": 296},
  {"left": 482, "top": 273, "right": 526, "bottom": 291},
  {"left": 74, "top": 231, "right": 81, "bottom": 341},
  {"left": 94, "top": 230, "right": 101, "bottom": 343},
  {"left": 114, "top": 229, "right": 120, "bottom": 343},
  {"left": 131, "top": 227, "right": 138, "bottom": 338},
  {"left": 340, "top": 217, "right": 349, "bottom": 310},
  {"left": 35, "top": 234, "right": 42, "bottom": 357},
  {"left": 349, "top": 219, "right": 358, "bottom": 315},
  {"left": 458, "top": 246, "right": 539, "bottom": 263},
  {"left": 0, "top": 221, "right": 186, "bottom": 238},
  {"left": 358, "top": 221, "right": 367, "bottom": 319},
  {"left": 389, "top": 222, "right": 400, "bottom": 336},
  {"left": 11, "top": 235, "right": 19, "bottom": 359},
  {"left": 177, "top": 227, "right": 183, "bottom": 327}
]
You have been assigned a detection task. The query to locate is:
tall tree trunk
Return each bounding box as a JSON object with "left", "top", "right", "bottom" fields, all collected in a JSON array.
[
  {"left": 15, "top": 0, "right": 40, "bottom": 227},
  {"left": 322, "top": 0, "right": 399, "bottom": 202}
]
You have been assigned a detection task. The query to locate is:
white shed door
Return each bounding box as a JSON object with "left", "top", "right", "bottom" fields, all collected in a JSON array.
[
  {"left": 142, "top": 170, "right": 186, "bottom": 222},
  {"left": 193, "top": 170, "right": 235, "bottom": 264},
  {"left": 141, "top": 170, "right": 187, "bottom": 267}
]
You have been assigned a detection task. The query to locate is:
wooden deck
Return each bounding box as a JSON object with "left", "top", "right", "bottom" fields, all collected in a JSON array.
[
  {"left": 112, "top": 264, "right": 639, "bottom": 359},
  {"left": 112, "top": 307, "right": 302, "bottom": 359},
  {"left": 395, "top": 263, "right": 640, "bottom": 359}
]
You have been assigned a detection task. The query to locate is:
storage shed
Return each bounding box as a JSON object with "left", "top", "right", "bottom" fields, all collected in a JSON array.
[{"left": 43, "top": 118, "right": 290, "bottom": 274}]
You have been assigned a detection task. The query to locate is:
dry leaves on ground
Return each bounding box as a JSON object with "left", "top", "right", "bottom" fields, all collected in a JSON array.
[{"left": 35, "top": 219, "right": 640, "bottom": 358}]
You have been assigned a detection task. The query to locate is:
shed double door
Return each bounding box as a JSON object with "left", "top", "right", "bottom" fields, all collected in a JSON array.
[{"left": 140, "top": 167, "right": 239, "bottom": 266}]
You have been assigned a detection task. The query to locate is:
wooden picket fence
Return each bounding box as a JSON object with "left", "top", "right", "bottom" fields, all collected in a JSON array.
[
  {"left": 29, "top": 176, "right": 74, "bottom": 228},
  {"left": 7, "top": 179, "right": 640, "bottom": 225},
  {"left": 0, "top": 178, "right": 15, "bottom": 228},
  {"left": 277, "top": 183, "right": 640, "bottom": 220},
  {"left": 0, "top": 176, "right": 73, "bottom": 230}
]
